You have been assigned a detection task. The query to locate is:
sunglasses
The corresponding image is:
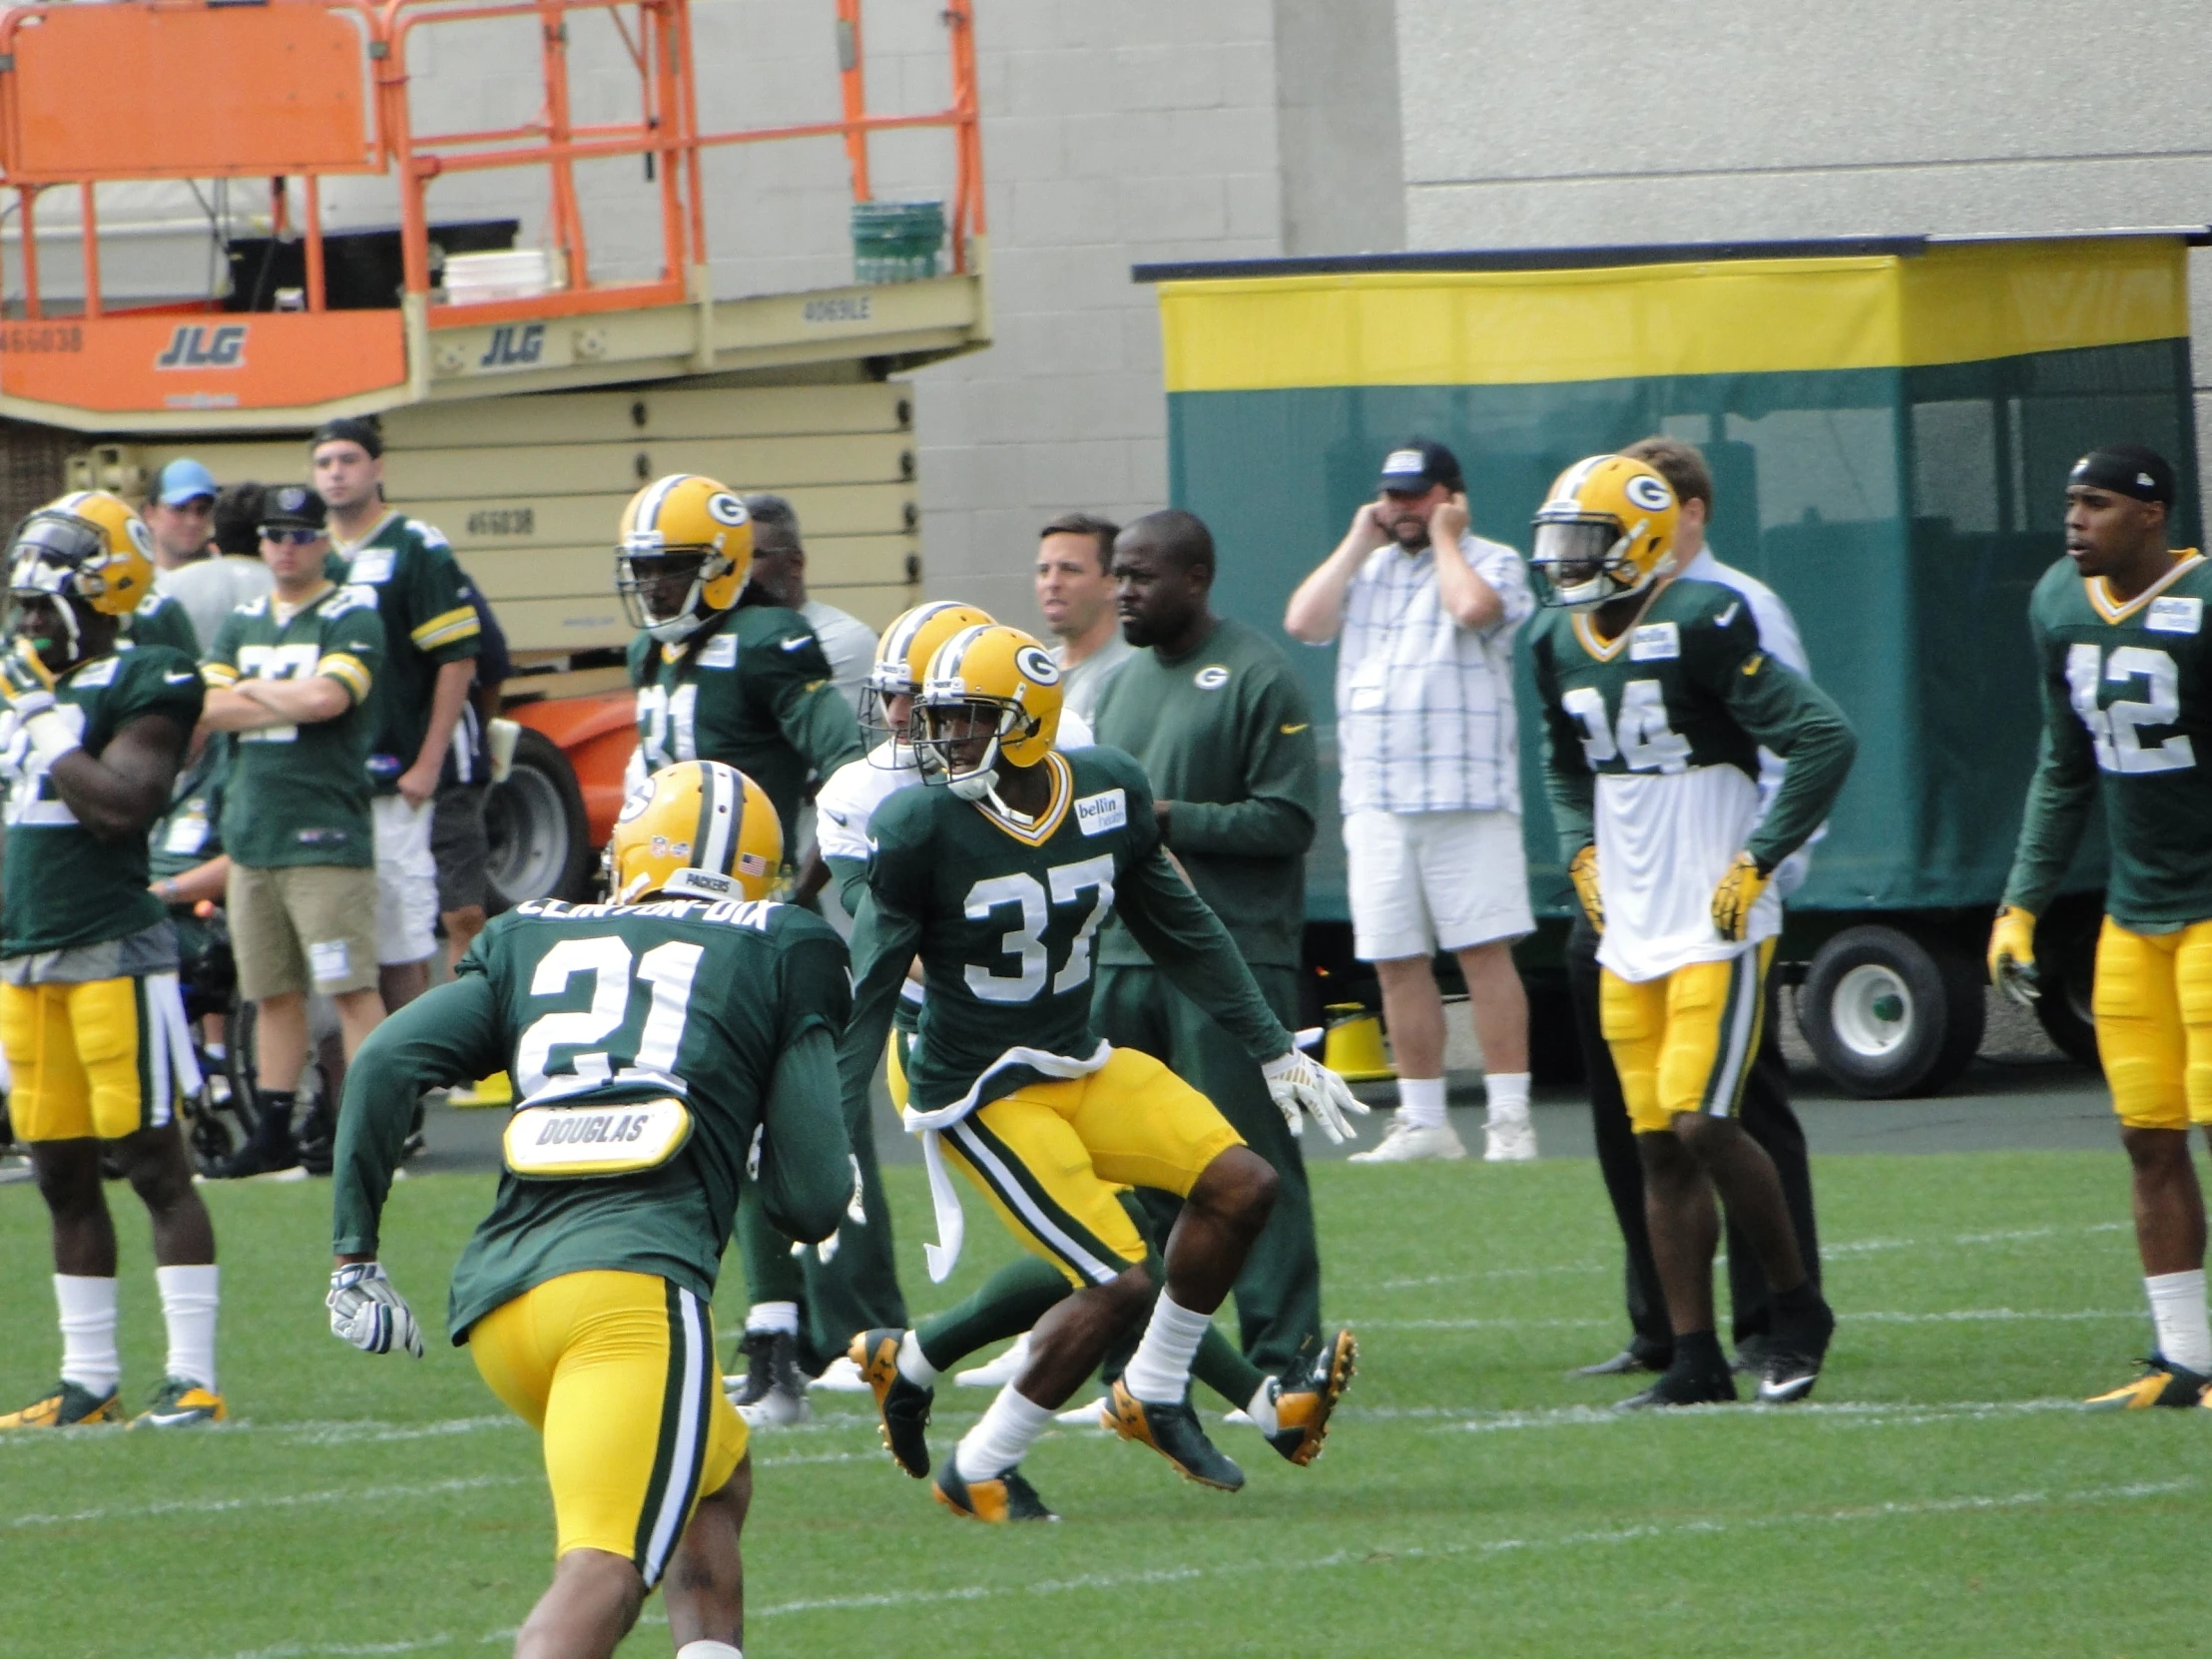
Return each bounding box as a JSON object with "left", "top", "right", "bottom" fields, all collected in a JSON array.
[{"left": 260, "top": 528, "right": 323, "bottom": 546}]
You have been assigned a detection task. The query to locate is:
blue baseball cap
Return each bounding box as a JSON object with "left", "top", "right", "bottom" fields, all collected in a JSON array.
[{"left": 155, "top": 458, "right": 218, "bottom": 506}]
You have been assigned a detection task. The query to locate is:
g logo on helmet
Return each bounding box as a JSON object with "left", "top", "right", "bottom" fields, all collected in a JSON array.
[
  {"left": 706, "top": 493, "right": 748, "bottom": 528},
  {"left": 1624, "top": 473, "right": 1673, "bottom": 513},
  {"left": 615, "top": 787, "right": 653, "bottom": 825},
  {"left": 126, "top": 518, "right": 155, "bottom": 558},
  {"left": 1015, "top": 645, "right": 1060, "bottom": 686},
  {"left": 1194, "top": 665, "right": 1230, "bottom": 690}
]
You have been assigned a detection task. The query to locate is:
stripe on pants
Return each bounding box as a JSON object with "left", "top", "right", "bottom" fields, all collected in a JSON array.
[
  {"left": 634, "top": 1282, "right": 712, "bottom": 1588},
  {"left": 948, "top": 1115, "right": 1126, "bottom": 1287},
  {"left": 1700, "top": 948, "right": 1765, "bottom": 1119}
]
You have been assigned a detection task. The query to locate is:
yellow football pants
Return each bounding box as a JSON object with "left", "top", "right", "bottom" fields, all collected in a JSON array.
[
  {"left": 939, "top": 1045, "right": 1245, "bottom": 1289},
  {"left": 0, "top": 973, "right": 185, "bottom": 1142},
  {"left": 2092, "top": 916, "right": 2212, "bottom": 1131},
  {"left": 468, "top": 1270, "right": 746, "bottom": 1589},
  {"left": 1600, "top": 941, "right": 1776, "bottom": 1135}
]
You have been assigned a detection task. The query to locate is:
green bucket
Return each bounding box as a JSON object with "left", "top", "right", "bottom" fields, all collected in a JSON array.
[{"left": 851, "top": 200, "right": 945, "bottom": 284}]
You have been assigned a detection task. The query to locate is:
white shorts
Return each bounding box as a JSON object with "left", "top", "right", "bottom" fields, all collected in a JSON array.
[
  {"left": 371, "top": 795, "right": 439, "bottom": 967},
  {"left": 1345, "top": 808, "right": 1534, "bottom": 962}
]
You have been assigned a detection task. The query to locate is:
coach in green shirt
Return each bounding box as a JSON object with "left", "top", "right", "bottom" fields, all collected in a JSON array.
[{"left": 1091, "top": 509, "right": 1326, "bottom": 1374}]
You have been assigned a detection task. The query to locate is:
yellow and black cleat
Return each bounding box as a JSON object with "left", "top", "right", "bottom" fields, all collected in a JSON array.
[
  {"left": 130, "top": 1376, "right": 228, "bottom": 1429},
  {"left": 849, "top": 1328, "right": 933, "bottom": 1479},
  {"left": 1106, "top": 1379, "right": 1245, "bottom": 1491},
  {"left": 0, "top": 1380, "right": 123, "bottom": 1429},
  {"left": 1268, "top": 1328, "right": 1358, "bottom": 1466},
  {"left": 932, "top": 1460, "right": 1058, "bottom": 1523},
  {"left": 2084, "top": 1360, "right": 2210, "bottom": 1411}
]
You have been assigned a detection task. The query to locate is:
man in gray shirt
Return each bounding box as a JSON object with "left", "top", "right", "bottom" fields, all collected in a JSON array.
[{"left": 1037, "top": 512, "right": 1135, "bottom": 720}]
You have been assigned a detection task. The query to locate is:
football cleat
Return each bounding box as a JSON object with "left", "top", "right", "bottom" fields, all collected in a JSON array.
[
  {"left": 1106, "top": 1379, "right": 1246, "bottom": 1491},
  {"left": 1571, "top": 1345, "right": 1670, "bottom": 1379},
  {"left": 130, "top": 1376, "right": 228, "bottom": 1428},
  {"left": 2085, "top": 1359, "right": 2211, "bottom": 1411},
  {"left": 0, "top": 1379, "right": 123, "bottom": 1428},
  {"left": 1756, "top": 1299, "right": 1837, "bottom": 1404},
  {"left": 1267, "top": 1328, "right": 1358, "bottom": 1466},
  {"left": 850, "top": 1329, "right": 933, "bottom": 1478},
  {"left": 1616, "top": 1364, "right": 1738, "bottom": 1410},
  {"left": 932, "top": 1459, "right": 1058, "bottom": 1523},
  {"left": 1347, "top": 1118, "right": 1467, "bottom": 1164},
  {"left": 728, "top": 1330, "right": 810, "bottom": 1427}
]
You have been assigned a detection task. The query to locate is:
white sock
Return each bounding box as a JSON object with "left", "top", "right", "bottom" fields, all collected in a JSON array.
[
  {"left": 1122, "top": 1292, "right": 1213, "bottom": 1404},
  {"left": 1245, "top": 1378, "right": 1280, "bottom": 1437},
  {"left": 1483, "top": 1071, "right": 1531, "bottom": 1125},
  {"left": 896, "top": 1329, "right": 940, "bottom": 1387},
  {"left": 954, "top": 1383, "right": 1054, "bottom": 1480},
  {"left": 55, "top": 1275, "right": 120, "bottom": 1395},
  {"left": 746, "top": 1301, "right": 800, "bottom": 1337},
  {"left": 2147, "top": 1270, "right": 2212, "bottom": 1373},
  {"left": 156, "top": 1264, "right": 221, "bottom": 1391},
  {"left": 675, "top": 1643, "right": 742, "bottom": 1659},
  {"left": 1396, "top": 1075, "right": 1447, "bottom": 1130}
]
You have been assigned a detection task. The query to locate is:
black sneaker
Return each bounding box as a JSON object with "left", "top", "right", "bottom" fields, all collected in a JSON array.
[
  {"left": 208, "top": 1132, "right": 299, "bottom": 1181},
  {"left": 1572, "top": 1344, "right": 1671, "bottom": 1379},
  {"left": 850, "top": 1328, "right": 933, "bottom": 1477},
  {"left": 1616, "top": 1362, "right": 1738, "bottom": 1410},
  {"left": 1105, "top": 1379, "right": 1246, "bottom": 1490},
  {"left": 729, "top": 1330, "right": 809, "bottom": 1426},
  {"left": 296, "top": 1106, "right": 336, "bottom": 1178},
  {"left": 1757, "top": 1299, "right": 1838, "bottom": 1404}
]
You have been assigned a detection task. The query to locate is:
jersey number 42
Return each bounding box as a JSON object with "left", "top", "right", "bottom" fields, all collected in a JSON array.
[{"left": 2067, "top": 643, "right": 2195, "bottom": 775}]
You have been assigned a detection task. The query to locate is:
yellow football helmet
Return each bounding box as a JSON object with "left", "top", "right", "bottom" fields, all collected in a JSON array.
[
  {"left": 1530, "top": 454, "right": 1681, "bottom": 610},
  {"left": 860, "top": 599, "right": 995, "bottom": 755},
  {"left": 614, "top": 473, "right": 754, "bottom": 644},
  {"left": 915, "top": 622, "right": 1064, "bottom": 800},
  {"left": 7, "top": 490, "right": 158, "bottom": 661},
  {"left": 605, "top": 760, "right": 783, "bottom": 904}
]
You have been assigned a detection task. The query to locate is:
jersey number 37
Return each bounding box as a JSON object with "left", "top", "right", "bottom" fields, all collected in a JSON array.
[{"left": 963, "top": 853, "right": 1115, "bottom": 1004}]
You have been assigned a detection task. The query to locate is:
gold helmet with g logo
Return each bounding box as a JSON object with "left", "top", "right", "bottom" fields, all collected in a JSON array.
[
  {"left": 614, "top": 474, "right": 754, "bottom": 644},
  {"left": 605, "top": 760, "right": 783, "bottom": 904},
  {"left": 860, "top": 599, "right": 995, "bottom": 750},
  {"left": 915, "top": 623, "right": 1064, "bottom": 800},
  {"left": 1530, "top": 455, "right": 1680, "bottom": 610},
  {"left": 9, "top": 490, "right": 157, "bottom": 629}
]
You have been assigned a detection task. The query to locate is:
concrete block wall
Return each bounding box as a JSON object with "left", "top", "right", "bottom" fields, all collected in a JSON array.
[{"left": 1396, "top": 0, "right": 2212, "bottom": 501}]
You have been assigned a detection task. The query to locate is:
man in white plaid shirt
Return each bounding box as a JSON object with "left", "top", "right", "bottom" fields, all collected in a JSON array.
[{"left": 1286, "top": 439, "right": 1537, "bottom": 1162}]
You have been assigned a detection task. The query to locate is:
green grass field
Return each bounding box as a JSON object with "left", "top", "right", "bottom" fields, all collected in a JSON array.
[{"left": 1, "top": 1149, "right": 2202, "bottom": 1658}]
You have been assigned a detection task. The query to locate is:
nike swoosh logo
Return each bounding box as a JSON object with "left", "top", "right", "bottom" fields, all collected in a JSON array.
[
  {"left": 1281, "top": 723, "right": 1310, "bottom": 735},
  {"left": 1714, "top": 602, "right": 1742, "bottom": 628},
  {"left": 164, "top": 672, "right": 196, "bottom": 684},
  {"left": 1742, "top": 653, "right": 1765, "bottom": 676},
  {"left": 781, "top": 637, "right": 810, "bottom": 652},
  {"left": 140, "top": 1409, "right": 204, "bottom": 1425}
]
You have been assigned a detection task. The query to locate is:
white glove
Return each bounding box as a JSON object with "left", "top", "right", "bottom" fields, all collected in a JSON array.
[
  {"left": 327, "top": 1262, "right": 424, "bottom": 1359},
  {"left": 1261, "top": 1049, "right": 1370, "bottom": 1145}
]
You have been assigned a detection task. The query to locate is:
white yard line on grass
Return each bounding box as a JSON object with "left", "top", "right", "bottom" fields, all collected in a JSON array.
[
  {"left": 1354, "top": 1308, "right": 2139, "bottom": 1331},
  {"left": 10, "top": 1473, "right": 528, "bottom": 1530},
  {"left": 1355, "top": 1396, "right": 2094, "bottom": 1432}
]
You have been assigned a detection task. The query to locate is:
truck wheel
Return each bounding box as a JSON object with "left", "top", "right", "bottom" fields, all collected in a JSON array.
[
  {"left": 485, "top": 728, "right": 595, "bottom": 903},
  {"left": 1798, "top": 925, "right": 1984, "bottom": 1099},
  {"left": 2030, "top": 908, "right": 2101, "bottom": 1069}
]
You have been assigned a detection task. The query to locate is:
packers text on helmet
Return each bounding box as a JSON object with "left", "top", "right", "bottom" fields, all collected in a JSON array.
[
  {"left": 614, "top": 474, "right": 754, "bottom": 645},
  {"left": 605, "top": 760, "right": 783, "bottom": 904},
  {"left": 860, "top": 599, "right": 994, "bottom": 759},
  {"left": 7, "top": 490, "right": 158, "bottom": 665},
  {"left": 1530, "top": 455, "right": 1680, "bottom": 611},
  {"left": 914, "top": 622, "right": 1064, "bottom": 801}
]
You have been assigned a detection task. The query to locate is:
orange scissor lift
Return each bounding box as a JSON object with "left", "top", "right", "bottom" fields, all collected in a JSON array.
[{"left": 0, "top": 0, "right": 989, "bottom": 899}]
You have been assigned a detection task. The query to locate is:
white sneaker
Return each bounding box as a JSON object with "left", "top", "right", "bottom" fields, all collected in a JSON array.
[
  {"left": 810, "top": 1355, "right": 870, "bottom": 1392},
  {"left": 1484, "top": 1116, "right": 1538, "bottom": 1162},
  {"left": 955, "top": 1333, "right": 1032, "bottom": 1387},
  {"left": 1347, "top": 1118, "right": 1468, "bottom": 1163},
  {"left": 1054, "top": 1393, "right": 1113, "bottom": 1426}
]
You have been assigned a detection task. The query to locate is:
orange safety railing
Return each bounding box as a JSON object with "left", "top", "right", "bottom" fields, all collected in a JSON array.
[{"left": 0, "top": 0, "right": 983, "bottom": 325}]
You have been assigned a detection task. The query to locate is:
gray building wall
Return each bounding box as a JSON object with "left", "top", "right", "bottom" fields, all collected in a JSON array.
[{"left": 1397, "top": 0, "right": 2212, "bottom": 487}]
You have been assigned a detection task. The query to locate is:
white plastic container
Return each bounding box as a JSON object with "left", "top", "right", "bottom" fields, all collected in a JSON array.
[{"left": 442, "top": 248, "right": 555, "bottom": 305}]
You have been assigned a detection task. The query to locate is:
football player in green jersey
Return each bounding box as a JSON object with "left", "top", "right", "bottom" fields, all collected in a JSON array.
[
  {"left": 618, "top": 470, "right": 879, "bottom": 1420},
  {"left": 1989, "top": 445, "right": 2212, "bottom": 1410},
  {"left": 1529, "top": 455, "right": 1855, "bottom": 1409},
  {"left": 327, "top": 759, "right": 856, "bottom": 1659},
  {"left": 0, "top": 491, "right": 226, "bottom": 1432},
  {"left": 841, "top": 622, "right": 1363, "bottom": 1520}
]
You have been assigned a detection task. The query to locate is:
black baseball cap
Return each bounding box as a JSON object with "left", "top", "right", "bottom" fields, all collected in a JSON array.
[
  {"left": 310, "top": 416, "right": 383, "bottom": 459},
  {"left": 1378, "top": 438, "right": 1463, "bottom": 495},
  {"left": 261, "top": 485, "right": 328, "bottom": 533},
  {"left": 2069, "top": 444, "right": 2174, "bottom": 506}
]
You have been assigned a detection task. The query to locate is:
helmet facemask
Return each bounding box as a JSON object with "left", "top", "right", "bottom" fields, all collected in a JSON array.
[
  {"left": 858, "top": 668, "right": 923, "bottom": 770},
  {"left": 7, "top": 525, "right": 105, "bottom": 667},
  {"left": 916, "top": 696, "right": 1031, "bottom": 803},
  {"left": 617, "top": 544, "right": 733, "bottom": 644},
  {"left": 1531, "top": 514, "right": 1665, "bottom": 611}
]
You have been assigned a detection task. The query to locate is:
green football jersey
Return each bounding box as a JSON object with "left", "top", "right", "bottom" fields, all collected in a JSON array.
[
  {"left": 148, "top": 734, "right": 229, "bottom": 881},
  {"left": 843, "top": 744, "right": 1294, "bottom": 1118},
  {"left": 330, "top": 894, "right": 851, "bottom": 1339},
  {"left": 120, "top": 589, "right": 201, "bottom": 659},
  {"left": 628, "top": 601, "right": 865, "bottom": 846},
  {"left": 2003, "top": 551, "right": 2212, "bottom": 930},
  {"left": 1, "top": 646, "right": 204, "bottom": 956},
  {"left": 205, "top": 582, "right": 385, "bottom": 868},
  {"left": 337, "top": 512, "right": 480, "bottom": 790}
]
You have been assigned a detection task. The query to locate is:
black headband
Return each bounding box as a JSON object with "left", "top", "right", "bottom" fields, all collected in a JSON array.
[{"left": 2069, "top": 445, "right": 2173, "bottom": 506}]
